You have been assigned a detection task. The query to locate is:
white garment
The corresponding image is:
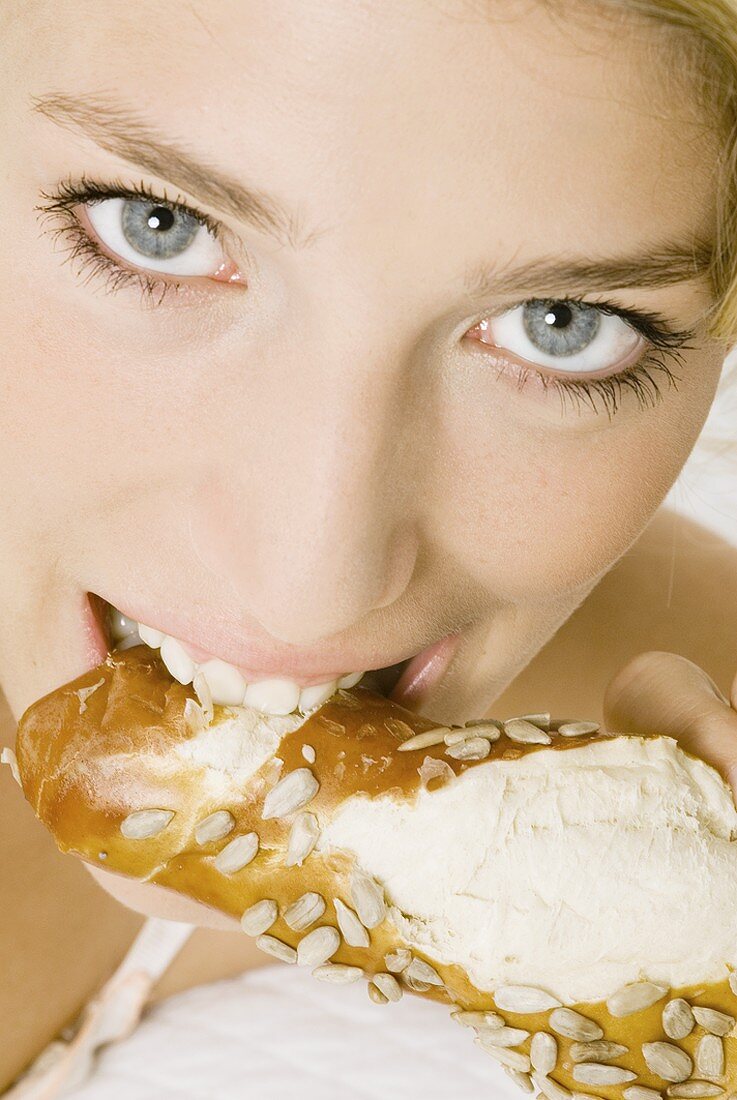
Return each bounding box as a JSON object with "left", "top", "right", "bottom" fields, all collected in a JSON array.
[{"left": 5, "top": 916, "right": 516, "bottom": 1099}]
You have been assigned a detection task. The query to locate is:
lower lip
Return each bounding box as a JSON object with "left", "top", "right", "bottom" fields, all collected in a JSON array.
[{"left": 390, "top": 634, "right": 461, "bottom": 707}]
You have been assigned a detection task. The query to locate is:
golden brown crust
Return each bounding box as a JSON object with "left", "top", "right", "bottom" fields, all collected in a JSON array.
[{"left": 14, "top": 646, "right": 737, "bottom": 1098}]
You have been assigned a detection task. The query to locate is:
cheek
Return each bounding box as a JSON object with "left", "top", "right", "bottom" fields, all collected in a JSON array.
[{"left": 429, "top": 360, "right": 719, "bottom": 600}]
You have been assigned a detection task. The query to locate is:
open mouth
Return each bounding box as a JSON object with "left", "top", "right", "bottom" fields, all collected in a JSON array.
[{"left": 88, "top": 593, "right": 454, "bottom": 718}]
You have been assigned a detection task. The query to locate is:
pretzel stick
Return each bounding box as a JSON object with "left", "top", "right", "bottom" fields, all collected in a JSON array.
[{"left": 12, "top": 645, "right": 737, "bottom": 1098}]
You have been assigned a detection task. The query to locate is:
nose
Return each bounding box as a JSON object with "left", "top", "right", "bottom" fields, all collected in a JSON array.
[{"left": 187, "top": 356, "right": 421, "bottom": 645}]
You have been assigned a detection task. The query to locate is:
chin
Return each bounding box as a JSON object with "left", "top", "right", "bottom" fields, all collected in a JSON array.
[{"left": 84, "top": 859, "right": 241, "bottom": 931}]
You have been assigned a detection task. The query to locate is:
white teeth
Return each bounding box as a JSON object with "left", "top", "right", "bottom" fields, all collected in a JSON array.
[
  {"left": 197, "top": 658, "right": 247, "bottom": 707},
  {"left": 244, "top": 678, "right": 301, "bottom": 716},
  {"left": 338, "top": 671, "right": 364, "bottom": 689},
  {"left": 159, "top": 635, "right": 196, "bottom": 685},
  {"left": 138, "top": 623, "right": 166, "bottom": 648},
  {"left": 298, "top": 681, "right": 337, "bottom": 713},
  {"left": 108, "top": 609, "right": 140, "bottom": 642},
  {"left": 107, "top": 604, "right": 365, "bottom": 717}
]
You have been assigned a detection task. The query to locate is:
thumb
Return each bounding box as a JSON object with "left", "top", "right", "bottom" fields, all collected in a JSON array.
[{"left": 603, "top": 650, "right": 737, "bottom": 799}]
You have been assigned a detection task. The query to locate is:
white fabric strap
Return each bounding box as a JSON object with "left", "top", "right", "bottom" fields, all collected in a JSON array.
[{"left": 4, "top": 917, "right": 196, "bottom": 1100}]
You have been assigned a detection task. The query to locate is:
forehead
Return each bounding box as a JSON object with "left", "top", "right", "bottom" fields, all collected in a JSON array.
[{"left": 13, "top": 0, "right": 719, "bottom": 281}]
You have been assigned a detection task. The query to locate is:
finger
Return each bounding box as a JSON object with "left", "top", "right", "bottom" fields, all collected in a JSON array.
[{"left": 603, "top": 650, "right": 737, "bottom": 797}]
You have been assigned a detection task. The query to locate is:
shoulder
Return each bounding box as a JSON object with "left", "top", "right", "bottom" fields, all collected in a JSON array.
[{"left": 493, "top": 508, "right": 737, "bottom": 722}]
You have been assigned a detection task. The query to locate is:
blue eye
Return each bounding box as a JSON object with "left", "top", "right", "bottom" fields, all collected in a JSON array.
[
  {"left": 466, "top": 297, "right": 696, "bottom": 419},
  {"left": 36, "top": 173, "right": 243, "bottom": 307},
  {"left": 85, "top": 196, "right": 226, "bottom": 276},
  {"left": 476, "top": 298, "right": 643, "bottom": 374}
]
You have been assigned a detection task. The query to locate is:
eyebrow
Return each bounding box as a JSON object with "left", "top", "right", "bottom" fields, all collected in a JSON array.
[
  {"left": 30, "top": 91, "right": 323, "bottom": 250},
  {"left": 32, "top": 91, "right": 714, "bottom": 299},
  {"left": 463, "top": 240, "right": 714, "bottom": 300}
]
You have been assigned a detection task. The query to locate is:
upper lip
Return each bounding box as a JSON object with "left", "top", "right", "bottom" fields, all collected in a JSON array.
[{"left": 94, "top": 592, "right": 432, "bottom": 687}]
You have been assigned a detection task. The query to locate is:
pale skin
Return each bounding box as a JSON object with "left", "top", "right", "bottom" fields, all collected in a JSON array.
[{"left": 0, "top": 0, "right": 736, "bottom": 1087}]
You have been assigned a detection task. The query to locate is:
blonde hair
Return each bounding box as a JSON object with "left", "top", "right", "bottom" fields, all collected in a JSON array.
[
  {"left": 573, "top": 1, "right": 737, "bottom": 470},
  {"left": 626, "top": 1, "right": 737, "bottom": 472}
]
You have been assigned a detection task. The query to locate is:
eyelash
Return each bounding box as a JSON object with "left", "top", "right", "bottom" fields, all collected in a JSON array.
[
  {"left": 480, "top": 306, "right": 695, "bottom": 421},
  {"left": 36, "top": 174, "right": 697, "bottom": 419},
  {"left": 36, "top": 173, "right": 223, "bottom": 307}
]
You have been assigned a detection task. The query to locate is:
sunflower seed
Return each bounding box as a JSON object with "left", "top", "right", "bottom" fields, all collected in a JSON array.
[
  {"left": 642, "top": 1042, "right": 693, "bottom": 1083},
  {"left": 285, "top": 812, "right": 320, "bottom": 866},
  {"left": 512, "top": 713, "right": 551, "bottom": 731},
  {"left": 692, "top": 1008, "right": 735, "bottom": 1036},
  {"left": 663, "top": 1000, "right": 696, "bottom": 1040},
  {"left": 474, "top": 1037, "right": 531, "bottom": 1072},
  {"left": 255, "top": 934, "right": 297, "bottom": 963},
  {"left": 696, "top": 1035, "right": 724, "bottom": 1077},
  {"left": 549, "top": 1009, "right": 603, "bottom": 1042},
  {"left": 667, "top": 1085, "right": 725, "bottom": 1098},
  {"left": 463, "top": 721, "right": 503, "bottom": 741},
  {"left": 478, "top": 1026, "right": 531, "bottom": 1048},
  {"left": 406, "top": 957, "right": 444, "bottom": 987},
  {"left": 194, "top": 809, "right": 235, "bottom": 845},
  {"left": 192, "top": 670, "right": 214, "bottom": 724},
  {"left": 283, "top": 892, "right": 326, "bottom": 932},
  {"left": 557, "top": 721, "right": 600, "bottom": 737},
  {"left": 444, "top": 728, "right": 476, "bottom": 746},
  {"left": 241, "top": 899, "right": 278, "bottom": 935},
  {"left": 465, "top": 717, "right": 503, "bottom": 729},
  {"left": 385, "top": 718, "right": 415, "bottom": 739},
  {"left": 503, "top": 719, "right": 552, "bottom": 745},
  {"left": 573, "top": 1065, "right": 637, "bottom": 1086},
  {"left": 397, "top": 727, "right": 451, "bottom": 751},
  {"left": 624, "top": 1089, "right": 664, "bottom": 1100},
  {"left": 531, "top": 1073, "right": 572, "bottom": 1100},
  {"left": 318, "top": 716, "right": 347, "bottom": 735},
  {"left": 336, "top": 690, "right": 362, "bottom": 709},
  {"left": 385, "top": 948, "right": 412, "bottom": 974},
  {"left": 402, "top": 972, "right": 432, "bottom": 992},
  {"left": 296, "top": 925, "right": 341, "bottom": 968},
  {"left": 301, "top": 744, "right": 316, "bottom": 764},
  {"left": 451, "top": 1009, "right": 506, "bottom": 1030},
  {"left": 120, "top": 808, "right": 174, "bottom": 839},
  {"left": 74, "top": 676, "right": 106, "bottom": 714},
  {"left": 334, "top": 898, "right": 370, "bottom": 947},
  {"left": 503, "top": 1067, "right": 535, "bottom": 1094},
  {"left": 569, "top": 1040, "right": 629, "bottom": 1063},
  {"left": 372, "top": 972, "right": 403, "bottom": 1002},
  {"left": 350, "top": 868, "right": 386, "bottom": 928},
  {"left": 571, "top": 1093, "right": 601, "bottom": 1100},
  {"left": 213, "top": 832, "right": 259, "bottom": 874},
  {"left": 445, "top": 736, "right": 491, "bottom": 760},
  {"left": 607, "top": 981, "right": 669, "bottom": 1017},
  {"left": 262, "top": 767, "right": 319, "bottom": 819},
  {"left": 368, "top": 983, "right": 389, "bottom": 1005},
  {"left": 418, "top": 755, "right": 457, "bottom": 787},
  {"left": 729, "top": 973, "right": 737, "bottom": 997},
  {"left": 311, "top": 963, "right": 363, "bottom": 984},
  {"left": 495, "top": 986, "right": 562, "bottom": 1014},
  {"left": 531, "top": 1032, "right": 558, "bottom": 1075},
  {"left": 184, "top": 697, "right": 207, "bottom": 734}
]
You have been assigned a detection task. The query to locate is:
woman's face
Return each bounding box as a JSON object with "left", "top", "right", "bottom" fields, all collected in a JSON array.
[{"left": 0, "top": 1, "right": 728, "bottom": 923}]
